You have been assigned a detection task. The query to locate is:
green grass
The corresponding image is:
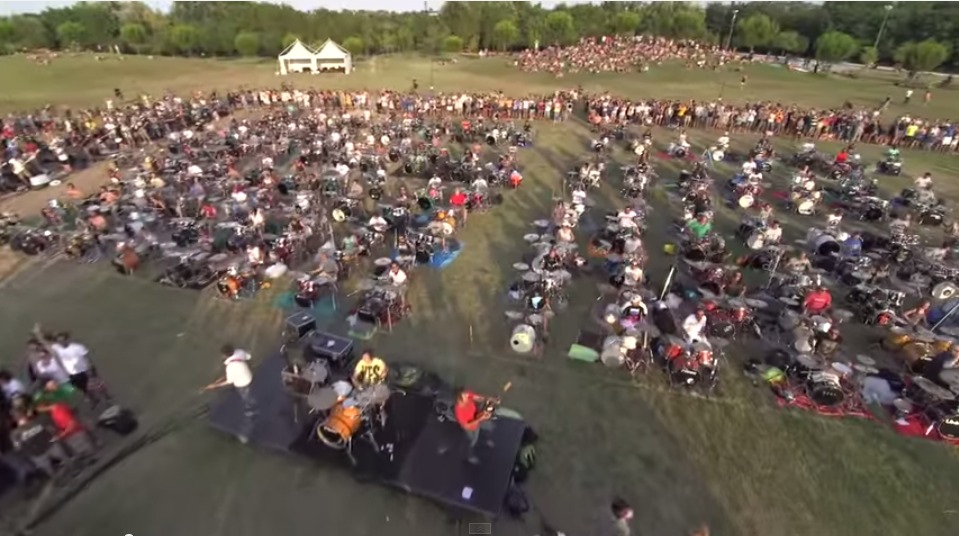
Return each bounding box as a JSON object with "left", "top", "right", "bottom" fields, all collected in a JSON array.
[{"left": 2, "top": 55, "right": 959, "bottom": 536}]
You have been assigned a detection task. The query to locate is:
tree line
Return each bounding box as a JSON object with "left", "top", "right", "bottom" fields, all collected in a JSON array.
[{"left": 0, "top": 1, "right": 954, "bottom": 74}]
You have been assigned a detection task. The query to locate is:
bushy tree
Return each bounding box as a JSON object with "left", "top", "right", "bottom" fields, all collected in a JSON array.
[
  {"left": 895, "top": 40, "right": 950, "bottom": 78},
  {"left": 443, "top": 35, "right": 464, "bottom": 53},
  {"left": 56, "top": 21, "right": 86, "bottom": 49},
  {"left": 120, "top": 23, "right": 147, "bottom": 52},
  {"left": 610, "top": 12, "right": 641, "bottom": 36},
  {"left": 342, "top": 36, "right": 364, "bottom": 56},
  {"left": 492, "top": 19, "right": 519, "bottom": 51},
  {"left": 170, "top": 24, "right": 200, "bottom": 55},
  {"left": 234, "top": 31, "right": 260, "bottom": 57},
  {"left": 736, "top": 14, "right": 779, "bottom": 51},
  {"left": 814, "top": 30, "right": 859, "bottom": 68},
  {"left": 543, "top": 11, "right": 575, "bottom": 45}
]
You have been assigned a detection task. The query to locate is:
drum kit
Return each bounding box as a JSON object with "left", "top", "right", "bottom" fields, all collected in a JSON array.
[
  {"left": 785, "top": 353, "right": 848, "bottom": 407},
  {"left": 316, "top": 381, "right": 392, "bottom": 450}
]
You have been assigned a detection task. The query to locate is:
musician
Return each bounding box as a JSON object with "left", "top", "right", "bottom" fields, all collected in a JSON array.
[
  {"left": 902, "top": 301, "right": 931, "bottom": 328},
  {"left": 623, "top": 259, "right": 644, "bottom": 288},
  {"left": 395, "top": 235, "right": 416, "bottom": 265},
  {"left": 387, "top": 261, "right": 408, "bottom": 287},
  {"left": 682, "top": 309, "right": 708, "bottom": 345},
  {"left": 310, "top": 251, "right": 339, "bottom": 281},
  {"left": 814, "top": 327, "right": 843, "bottom": 359},
  {"left": 685, "top": 214, "right": 712, "bottom": 241},
  {"left": 552, "top": 200, "right": 567, "bottom": 227},
  {"left": 368, "top": 213, "right": 389, "bottom": 234},
  {"left": 784, "top": 251, "right": 812, "bottom": 274},
  {"left": 571, "top": 183, "right": 587, "bottom": 207},
  {"left": 723, "top": 271, "right": 746, "bottom": 298},
  {"left": 826, "top": 209, "right": 843, "bottom": 228},
  {"left": 246, "top": 243, "right": 264, "bottom": 267},
  {"left": 454, "top": 389, "right": 495, "bottom": 464},
  {"left": 803, "top": 286, "right": 832, "bottom": 316},
  {"left": 757, "top": 202, "right": 774, "bottom": 224},
  {"left": 921, "top": 345, "right": 959, "bottom": 389},
  {"left": 600, "top": 498, "right": 634, "bottom": 536},
  {"left": 763, "top": 220, "right": 783, "bottom": 245},
  {"left": 556, "top": 224, "right": 575, "bottom": 244},
  {"left": 616, "top": 206, "right": 639, "bottom": 230},
  {"left": 352, "top": 351, "right": 388, "bottom": 389},
  {"left": 840, "top": 233, "right": 863, "bottom": 259},
  {"left": 542, "top": 248, "right": 563, "bottom": 273},
  {"left": 113, "top": 243, "right": 140, "bottom": 275},
  {"left": 202, "top": 345, "right": 255, "bottom": 443},
  {"left": 449, "top": 187, "right": 468, "bottom": 223},
  {"left": 914, "top": 172, "right": 933, "bottom": 190}
]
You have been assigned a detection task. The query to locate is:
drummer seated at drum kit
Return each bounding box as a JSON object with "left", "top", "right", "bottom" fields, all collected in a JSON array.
[
  {"left": 840, "top": 233, "right": 863, "bottom": 259},
  {"left": 783, "top": 251, "right": 812, "bottom": 274},
  {"left": 723, "top": 271, "right": 747, "bottom": 298},
  {"left": 556, "top": 224, "right": 575, "bottom": 244},
  {"left": 682, "top": 309, "right": 710, "bottom": 348},
  {"left": 763, "top": 221, "right": 783, "bottom": 245},
  {"left": 685, "top": 214, "right": 712, "bottom": 241},
  {"left": 901, "top": 301, "right": 931, "bottom": 328},
  {"left": 920, "top": 345, "right": 959, "bottom": 389},
  {"left": 802, "top": 286, "right": 833, "bottom": 316},
  {"left": 617, "top": 206, "right": 640, "bottom": 231},
  {"left": 367, "top": 213, "right": 389, "bottom": 235},
  {"left": 814, "top": 327, "right": 843, "bottom": 359},
  {"left": 352, "top": 350, "right": 388, "bottom": 390},
  {"left": 310, "top": 251, "right": 340, "bottom": 281},
  {"left": 386, "top": 262, "right": 409, "bottom": 306}
]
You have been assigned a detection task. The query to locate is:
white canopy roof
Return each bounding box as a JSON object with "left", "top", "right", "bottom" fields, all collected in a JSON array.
[
  {"left": 314, "top": 39, "right": 350, "bottom": 60},
  {"left": 278, "top": 39, "right": 316, "bottom": 60}
]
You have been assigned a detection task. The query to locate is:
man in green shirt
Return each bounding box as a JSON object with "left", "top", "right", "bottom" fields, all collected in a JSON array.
[{"left": 686, "top": 215, "right": 712, "bottom": 240}]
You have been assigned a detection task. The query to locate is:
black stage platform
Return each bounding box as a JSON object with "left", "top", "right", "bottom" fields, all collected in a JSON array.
[{"left": 207, "top": 355, "right": 525, "bottom": 518}]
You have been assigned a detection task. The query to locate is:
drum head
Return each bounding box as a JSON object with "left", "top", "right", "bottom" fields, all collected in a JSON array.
[
  {"left": 831, "top": 362, "right": 854, "bottom": 377},
  {"left": 798, "top": 199, "right": 815, "bottom": 214},
  {"left": 504, "top": 310, "right": 524, "bottom": 320},
  {"left": 809, "top": 384, "right": 844, "bottom": 407},
  {"left": 523, "top": 233, "right": 540, "bottom": 243},
  {"left": 938, "top": 416, "right": 959, "bottom": 440},
  {"left": 513, "top": 262, "right": 530, "bottom": 271},
  {"left": 855, "top": 354, "right": 877, "bottom": 366},
  {"left": 779, "top": 296, "right": 800, "bottom": 307},
  {"left": 533, "top": 219, "right": 551, "bottom": 229},
  {"left": 913, "top": 376, "right": 954, "bottom": 399},
  {"left": 795, "top": 353, "right": 822, "bottom": 370},
  {"left": 307, "top": 387, "right": 338, "bottom": 411},
  {"left": 738, "top": 194, "right": 755, "bottom": 208},
  {"left": 746, "top": 232, "right": 765, "bottom": 250},
  {"left": 374, "top": 257, "right": 392, "bottom": 267},
  {"left": 853, "top": 363, "right": 879, "bottom": 375},
  {"left": 892, "top": 398, "right": 914, "bottom": 413}
]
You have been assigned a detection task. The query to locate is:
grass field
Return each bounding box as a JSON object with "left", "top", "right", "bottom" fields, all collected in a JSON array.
[{"left": 2, "top": 54, "right": 959, "bottom": 536}]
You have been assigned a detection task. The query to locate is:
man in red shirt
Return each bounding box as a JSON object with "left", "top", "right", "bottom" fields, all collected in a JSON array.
[
  {"left": 449, "top": 188, "right": 468, "bottom": 224},
  {"left": 803, "top": 286, "right": 832, "bottom": 315},
  {"left": 39, "top": 402, "right": 96, "bottom": 458},
  {"left": 454, "top": 389, "right": 494, "bottom": 464}
]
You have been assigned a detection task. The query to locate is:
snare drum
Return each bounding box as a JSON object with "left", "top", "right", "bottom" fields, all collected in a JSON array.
[
  {"left": 738, "top": 194, "right": 755, "bottom": 209},
  {"left": 317, "top": 403, "right": 363, "bottom": 449},
  {"left": 354, "top": 383, "right": 391, "bottom": 409},
  {"left": 778, "top": 309, "right": 801, "bottom": 330}
]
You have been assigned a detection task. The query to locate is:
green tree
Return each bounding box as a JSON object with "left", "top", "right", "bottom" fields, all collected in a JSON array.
[
  {"left": 119, "top": 23, "right": 147, "bottom": 52},
  {"left": 610, "top": 12, "right": 640, "bottom": 36},
  {"left": 0, "top": 19, "right": 15, "bottom": 45},
  {"left": 736, "top": 14, "right": 779, "bottom": 51},
  {"left": 491, "top": 19, "right": 519, "bottom": 51},
  {"left": 234, "top": 31, "right": 260, "bottom": 57},
  {"left": 895, "top": 39, "right": 950, "bottom": 78},
  {"left": 169, "top": 24, "right": 200, "bottom": 55},
  {"left": 55, "top": 21, "right": 86, "bottom": 49},
  {"left": 11, "top": 16, "right": 52, "bottom": 49},
  {"left": 342, "top": 36, "right": 364, "bottom": 56},
  {"left": 671, "top": 11, "right": 707, "bottom": 40},
  {"left": 543, "top": 11, "right": 575, "bottom": 45},
  {"left": 281, "top": 33, "right": 299, "bottom": 49},
  {"left": 443, "top": 34, "right": 464, "bottom": 53},
  {"left": 859, "top": 45, "right": 878, "bottom": 67},
  {"left": 814, "top": 30, "right": 859, "bottom": 69},
  {"left": 774, "top": 31, "right": 808, "bottom": 55}
]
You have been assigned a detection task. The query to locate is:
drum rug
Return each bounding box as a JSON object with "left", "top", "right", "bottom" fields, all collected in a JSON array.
[
  {"left": 429, "top": 242, "right": 463, "bottom": 269},
  {"left": 657, "top": 152, "right": 698, "bottom": 161},
  {"left": 889, "top": 412, "right": 959, "bottom": 446},
  {"left": 774, "top": 379, "right": 873, "bottom": 420},
  {"left": 272, "top": 291, "right": 336, "bottom": 317}
]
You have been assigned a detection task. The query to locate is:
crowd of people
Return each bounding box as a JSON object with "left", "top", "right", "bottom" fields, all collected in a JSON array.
[
  {"left": 515, "top": 35, "right": 728, "bottom": 75},
  {"left": 585, "top": 95, "right": 959, "bottom": 153},
  {"left": 0, "top": 326, "right": 105, "bottom": 490}
]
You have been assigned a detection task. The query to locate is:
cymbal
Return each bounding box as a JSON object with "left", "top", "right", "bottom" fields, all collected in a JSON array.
[
  {"left": 912, "top": 376, "right": 955, "bottom": 400},
  {"left": 779, "top": 296, "right": 800, "bottom": 306},
  {"left": 795, "top": 353, "right": 823, "bottom": 369},
  {"left": 533, "top": 219, "right": 550, "bottom": 229},
  {"left": 504, "top": 310, "right": 524, "bottom": 320},
  {"left": 522, "top": 272, "right": 542, "bottom": 282},
  {"left": 853, "top": 363, "right": 879, "bottom": 375},
  {"left": 743, "top": 298, "right": 768, "bottom": 309},
  {"left": 855, "top": 354, "right": 877, "bottom": 366},
  {"left": 513, "top": 262, "right": 530, "bottom": 271},
  {"left": 523, "top": 233, "right": 540, "bottom": 243}
]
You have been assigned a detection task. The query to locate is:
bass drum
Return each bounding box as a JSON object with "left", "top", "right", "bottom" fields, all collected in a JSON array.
[
  {"left": 317, "top": 403, "right": 363, "bottom": 449},
  {"left": 388, "top": 149, "right": 400, "bottom": 163},
  {"left": 217, "top": 275, "right": 241, "bottom": 297},
  {"left": 414, "top": 244, "right": 433, "bottom": 264},
  {"left": 807, "top": 372, "right": 844, "bottom": 406},
  {"left": 813, "top": 234, "right": 840, "bottom": 256},
  {"left": 331, "top": 202, "right": 352, "bottom": 223},
  {"left": 709, "top": 320, "right": 735, "bottom": 339}
]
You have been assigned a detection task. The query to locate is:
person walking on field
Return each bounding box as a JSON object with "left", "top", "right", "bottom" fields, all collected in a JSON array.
[{"left": 202, "top": 344, "right": 256, "bottom": 443}]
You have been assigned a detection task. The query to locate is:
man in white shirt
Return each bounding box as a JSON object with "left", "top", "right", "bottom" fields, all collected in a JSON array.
[
  {"left": 682, "top": 309, "right": 708, "bottom": 344},
  {"left": 623, "top": 261, "right": 644, "bottom": 287},
  {"left": 368, "top": 214, "right": 389, "bottom": 234},
  {"left": 763, "top": 221, "right": 783, "bottom": 244},
  {"left": 49, "top": 332, "right": 105, "bottom": 405},
  {"left": 617, "top": 207, "right": 638, "bottom": 230},
  {"left": 203, "top": 344, "right": 255, "bottom": 443},
  {"left": 914, "top": 172, "right": 933, "bottom": 190}
]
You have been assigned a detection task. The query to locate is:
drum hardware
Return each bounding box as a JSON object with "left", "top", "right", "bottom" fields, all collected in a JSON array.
[
  {"left": 510, "top": 324, "right": 537, "bottom": 354},
  {"left": 912, "top": 376, "right": 955, "bottom": 401}
]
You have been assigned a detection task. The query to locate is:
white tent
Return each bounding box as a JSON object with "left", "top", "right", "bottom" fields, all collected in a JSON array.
[
  {"left": 277, "top": 39, "right": 317, "bottom": 75},
  {"left": 314, "top": 39, "right": 352, "bottom": 74}
]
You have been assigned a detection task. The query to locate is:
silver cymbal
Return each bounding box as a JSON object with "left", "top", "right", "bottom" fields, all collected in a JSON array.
[
  {"left": 523, "top": 233, "right": 540, "bottom": 243},
  {"left": 513, "top": 262, "right": 530, "bottom": 271}
]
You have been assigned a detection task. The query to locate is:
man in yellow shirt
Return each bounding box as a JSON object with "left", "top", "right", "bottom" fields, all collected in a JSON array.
[{"left": 352, "top": 350, "right": 387, "bottom": 388}]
